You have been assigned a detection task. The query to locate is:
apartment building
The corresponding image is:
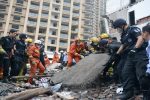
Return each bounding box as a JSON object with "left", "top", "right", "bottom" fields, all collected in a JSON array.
[
  {"left": 82, "top": 0, "right": 101, "bottom": 39},
  {"left": 0, "top": 0, "right": 83, "bottom": 52}
]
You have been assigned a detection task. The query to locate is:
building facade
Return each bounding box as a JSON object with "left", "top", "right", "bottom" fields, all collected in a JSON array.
[
  {"left": 106, "top": 0, "right": 149, "bottom": 40},
  {"left": 0, "top": 0, "right": 84, "bottom": 52},
  {"left": 82, "top": 0, "right": 101, "bottom": 39}
]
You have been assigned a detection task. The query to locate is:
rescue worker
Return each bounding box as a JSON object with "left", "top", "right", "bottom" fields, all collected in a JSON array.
[
  {"left": 113, "top": 18, "right": 143, "bottom": 99},
  {"left": 0, "top": 43, "right": 6, "bottom": 79},
  {"left": 59, "top": 50, "right": 64, "bottom": 64},
  {"left": 1, "top": 29, "right": 17, "bottom": 82},
  {"left": 90, "top": 37, "right": 100, "bottom": 51},
  {"left": 139, "top": 24, "right": 150, "bottom": 100},
  {"left": 99, "top": 33, "right": 109, "bottom": 52},
  {"left": 52, "top": 52, "right": 60, "bottom": 64},
  {"left": 28, "top": 40, "right": 45, "bottom": 84},
  {"left": 67, "top": 38, "right": 84, "bottom": 68},
  {"left": 12, "top": 33, "right": 27, "bottom": 76},
  {"left": 44, "top": 54, "right": 50, "bottom": 67},
  {"left": 39, "top": 38, "right": 45, "bottom": 67}
]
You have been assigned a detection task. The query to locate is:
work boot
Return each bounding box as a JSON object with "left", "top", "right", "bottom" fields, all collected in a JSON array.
[
  {"left": 143, "top": 91, "right": 150, "bottom": 100},
  {"left": 2, "top": 77, "right": 9, "bottom": 83},
  {"left": 118, "top": 90, "right": 134, "bottom": 100}
]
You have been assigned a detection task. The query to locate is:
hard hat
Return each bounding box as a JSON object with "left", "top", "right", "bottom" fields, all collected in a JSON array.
[
  {"left": 19, "top": 33, "right": 27, "bottom": 39},
  {"left": 90, "top": 37, "right": 99, "bottom": 43},
  {"left": 26, "top": 38, "right": 33, "bottom": 43},
  {"left": 9, "top": 29, "right": 17, "bottom": 33},
  {"left": 60, "top": 50, "right": 64, "bottom": 53},
  {"left": 34, "top": 40, "right": 41, "bottom": 44},
  {"left": 100, "top": 33, "right": 109, "bottom": 39},
  {"left": 113, "top": 19, "right": 127, "bottom": 29},
  {"left": 40, "top": 38, "right": 44, "bottom": 43}
]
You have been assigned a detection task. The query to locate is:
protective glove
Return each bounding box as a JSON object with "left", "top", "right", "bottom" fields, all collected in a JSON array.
[
  {"left": 31, "top": 61, "right": 36, "bottom": 65},
  {"left": 0, "top": 47, "right": 6, "bottom": 54},
  {"left": 146, "top": 67, "right": 150, "bottom": 75},
  {"left": 80, "top": 55, "right": 85, "bottom": 59},
  {"left": 128, "top": 48, "right": 138, "bottom": 57}
]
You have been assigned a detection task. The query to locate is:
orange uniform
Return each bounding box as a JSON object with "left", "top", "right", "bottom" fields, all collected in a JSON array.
[
  {"left": 27, "top": 44, "right": 45, "bottom": 83},
  {"left": 52, "top": 53, "right": 59, "bottom": 64},
  {"left": 44, "top": 55, "right": 50, "bottom": 67},
  {"left": 67, "top": 42, "right": 83, "bottom": 67}
]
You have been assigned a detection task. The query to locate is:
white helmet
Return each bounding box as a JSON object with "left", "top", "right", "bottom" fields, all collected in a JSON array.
[{"left": 34, "top": 40, "right": 41, "bottom": 44}]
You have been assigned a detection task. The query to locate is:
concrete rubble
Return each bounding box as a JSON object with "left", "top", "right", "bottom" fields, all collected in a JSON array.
[
  {"left": 51, "top": 54, "right": 109, "bottom": 89},
  {"left": 0, "top": 54, "right": 143, "bottom": 100}
]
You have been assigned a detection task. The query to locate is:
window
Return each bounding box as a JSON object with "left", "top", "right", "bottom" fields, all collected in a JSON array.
[
  {"left": 129, "top": 11, "right": 135, "bottom": 26},
  {"left": 56, "top": 0, "right": 60, "bottom": 3},
  {"left": 43, "top": 2, "right": 49, "bottom": 6},
  {"left": 54, "top": 15, "right": 58, "bottom": 19},
  {"left": 15, "top": 7, "right": 22, "bottom": 13},
  {"left": 53, "top": 23, "right": 57, "bottom": 27},
  {"left": 130, "top": 0, "right": 136, "bottom": 4},
  {"left": 47, "top": 46, "right": 56, "bottom": 52},
  {"left": 27, "top": 27, "right": 35, "bottom": 33},
  {"left": 0, "top": 23, "right": 3, "bottom": 28},
  {"left": 12, "top": 24, "right": 19, "bottom": 29},
  {"left": 39, "top": 28, "right": 46, "bottom": 33},
  {"left": 16, "top": 0, "right": 23, "bottom": 4},
  {"left": 13, "top": 15, "right": 20, "bottom": 21},
  {"left": 51, "top": 40, "right": 55, "bottom": 44},
  {"left": 55, "top": 8, "right": 59, "bottom": 11},
  {"left": 52, "top": 31, "right": 56, "bottom": 35},
  {"left": 0, "top": 5, "right": 6, "bottom": 10},
  {"left": 0, "top": 14, "right": 4, "bottom": 19}
]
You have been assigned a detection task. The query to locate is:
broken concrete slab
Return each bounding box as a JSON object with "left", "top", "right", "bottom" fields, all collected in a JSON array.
[{"left": 51, "top": 54, "right": 109, "bottom": 89}]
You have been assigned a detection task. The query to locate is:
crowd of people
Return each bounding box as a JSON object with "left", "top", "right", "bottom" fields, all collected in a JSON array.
[
  {"left": 0, "top": 18, "right": 150, "bottom": 100},
  {"left": 104, "top": 19, "right": 150, "bottom": 100}
]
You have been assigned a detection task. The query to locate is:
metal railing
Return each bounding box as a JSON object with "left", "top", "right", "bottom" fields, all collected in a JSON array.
[
  {"left": 30, "top": 5, "right": 39, "bottom": 10},
  {"left": 29, "top": 13, "right": 38, "bottom": 17},
  {"left": 27, "top": 21, "right": 37, "bottom": 26},
  {"left": 59, "top": 42, "right": 68, "bottom": 47},
  {"left": 60, "top": 34, "right": 68, "bottom": 39}
]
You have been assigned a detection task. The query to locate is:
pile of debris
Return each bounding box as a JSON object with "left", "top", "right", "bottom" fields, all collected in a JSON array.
[{"left": 1, "top": 53, "right": 119, "bottom": 100}]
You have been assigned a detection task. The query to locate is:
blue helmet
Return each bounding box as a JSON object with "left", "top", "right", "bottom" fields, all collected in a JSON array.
[
  {"left": 113, "top": 19, "right": 127, "bottom": 29},
  {"left": 19, "top": 33, "right": 27, "bottom": 39}
]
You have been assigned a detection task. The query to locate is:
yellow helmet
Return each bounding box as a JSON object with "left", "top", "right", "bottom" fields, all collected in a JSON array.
[
  {"left": 100, "top": 33, "right": 109, "bottom": 39},
  {"left": 90, "top": 37, "right": 99, "bottom": 43},
  {"left": 26, "top": 38, "right": 33, "bottom": 43}
]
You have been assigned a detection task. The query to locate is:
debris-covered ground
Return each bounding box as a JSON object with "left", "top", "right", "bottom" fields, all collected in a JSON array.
[{"left": 0, "top": 54, "right": 143, "bottom": 100}]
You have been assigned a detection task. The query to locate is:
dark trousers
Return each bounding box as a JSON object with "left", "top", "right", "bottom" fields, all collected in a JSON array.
[
  {"left": 122, "top": 50, "right": 148, "bottom": 93},
  {"left": 117, "top": 54, "right": 127, "bottom": 83},
  {"left": 10, "top": 55, "right": 27, "bottom": 76},
  {"left": 40, "top": 54, "right": 45, "bottom": 67},
  {"left": 3, "top": 54, "right": 10, "bottom": 78}
]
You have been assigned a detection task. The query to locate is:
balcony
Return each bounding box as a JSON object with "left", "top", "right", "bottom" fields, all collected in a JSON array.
[
  {"left": 63, "top": 2, "right": 71, "bottom": 7},
  {"left": 73, "top": 6, "right": 80, "bottom": 11},
  {"left": 72, "top": 29, "right": 78, "bottom": 34},
  {"left": 72, "top": 21, "right": 78, "bottom": 26},
  {"left": 60, "top": 34, "right": 68, "bottom": 39},
  {"left": 74, "top": 0, "right": 80, "bottom": 3},
  {"left": 42, "top": 6, "right": 49, "bottom": 10},
  {"left": 63, "top": 10, "right": 70, "bottom": 15},
  {"left": 61, "top": 26, "right": 69, "bottom": 31},
  {"left": 62, "top": 18, "right": 69, "bottom": 23},
  {"left": 72, "top": 13, "right": 79, "bottom": 18},
  {"left": 59, "top": 42, "right": 68, "bottom": 47},
  {"left": 28, "top": 13, "right": 38, "bottom": 18},
  {"left": 30, "top": 5, "right": 39, "bottom": 10},
  {"left": 41, "top": 13, "right": 49, "bottom": 18},
  {"left": 40, "top": 22, "right": 47, "bottom": 27},
  {"left": 27, "top": 21, "right": 37, "bottom": 26}
]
